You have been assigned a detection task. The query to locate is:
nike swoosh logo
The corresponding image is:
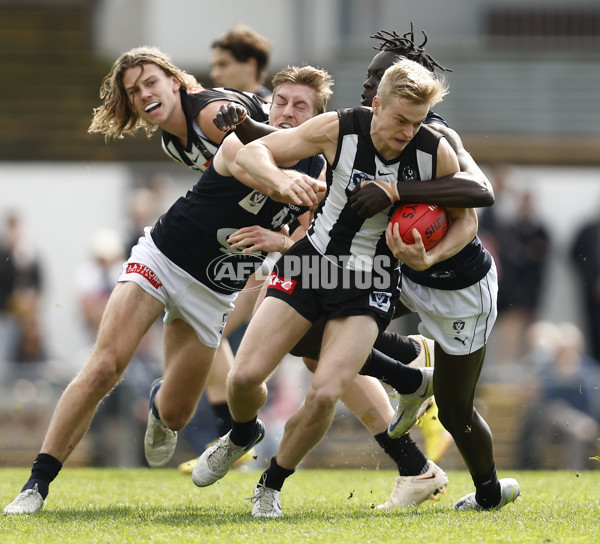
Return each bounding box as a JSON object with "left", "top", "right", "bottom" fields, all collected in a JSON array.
[
  {"left": 415, "top": 472, "right": 436, "bottom": 481},
  {"left": 389, "top": 412, "right": 404, "bottom": 431},
  {"left": 389, "top": 400, "right": 424, "bottom": 430},
  {"left": 246, "top": 432, "right": 263, "bottom": 451}
]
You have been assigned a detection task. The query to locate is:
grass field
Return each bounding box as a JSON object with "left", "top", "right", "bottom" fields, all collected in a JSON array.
[{"left": 0, "top": 467, "right": 598, "bottom": 543}]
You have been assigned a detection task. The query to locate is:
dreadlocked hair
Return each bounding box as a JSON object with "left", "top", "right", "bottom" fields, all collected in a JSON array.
[{"left": 371, "top": 22, "right": 452, "bottom": 74}]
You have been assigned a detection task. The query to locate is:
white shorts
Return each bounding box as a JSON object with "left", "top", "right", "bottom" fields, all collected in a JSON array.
[
  {"left": 118, "top": 228, "right": 236, "bottom": 349},
  {"left": 398, "top": 261, "right": 498, "bottom": 355}
]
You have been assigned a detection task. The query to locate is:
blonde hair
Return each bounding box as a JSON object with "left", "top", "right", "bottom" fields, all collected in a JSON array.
[
  {"left": 271, "top": 65, "right": 334, "bottom": 115},
  {"left": 88, "top": 46, "right": 200, "bottom": 140},
  {"left": 377, "top": 58, "right": 448, "bottom": 109}
]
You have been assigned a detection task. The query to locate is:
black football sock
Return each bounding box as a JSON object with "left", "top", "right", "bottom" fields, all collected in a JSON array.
[
  {"left": 373, "top": 331, "right": 420, "bottom": 362},
  {"left": 230, "top": 416, "right": 259, "bottom": 447},
  {"left": 473, "top": 463, "right": 501, "bottom": 508},
  {"left": 261, "top": 457, "right": 295, "bottom": 491},
  {"left": 210, "top": 401, "right": 233, "bottom": 437},
  {"left": 374, "top": 431, "right": 429, "bottom": 476},
  {"left": 22, "top": 453, "right": 63, "bottom": 500},
  {"left": 359, "top": 349, "right": 423, "bottom": 393}
]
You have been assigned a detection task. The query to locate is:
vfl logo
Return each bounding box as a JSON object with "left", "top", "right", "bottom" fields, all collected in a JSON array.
[
  {"left": 369, "top": 291, "right": 392, "bottom": 312},
  {"left": 268, "top": 273, "right": 297, "bottom": 294},
  {"left": 452, "top": 319, "right": 468, "bottom": 346},
  {"left": 402, "top": 165, "right": 416, "bottom": 181},
  {"left": 452, "top": 320, "right": 466, "bottom": 333},
  {"left": 239, "top": 190, "right": 268, "bottom": 215},
  {"left": 348, "top": 170, "right": 371, "bottom": 192}
]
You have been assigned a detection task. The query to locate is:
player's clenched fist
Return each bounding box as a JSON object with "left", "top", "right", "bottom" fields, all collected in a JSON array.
[
  {"left": 280, "top": 170, "right": 325, "bottom": 207},
  {"left": 213, "top": 103, "right": 247, "bottom": 132}
]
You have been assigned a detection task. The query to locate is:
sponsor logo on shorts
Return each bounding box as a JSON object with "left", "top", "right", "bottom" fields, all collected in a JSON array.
[
  {"left": 268, "top": 273, "right": 297, "bottom": 294},
  {"left": 126, "top": 263, "right": 163, "bottom": 289},
  {"left": 369, "top": 291, "right": 392, "bottom": 312},
  {"left": 217, "top": 310, "right": 230, "bottom": 337}
]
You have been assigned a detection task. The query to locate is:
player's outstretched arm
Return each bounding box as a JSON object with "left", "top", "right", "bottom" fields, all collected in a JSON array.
[{"left": 236, "top": 113, "right": 336, "bottom": 206}]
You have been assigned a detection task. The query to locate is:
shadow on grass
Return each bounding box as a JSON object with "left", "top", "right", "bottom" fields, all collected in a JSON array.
[{"left": 42, "top": 503, "right": 447, "bottom": 526}]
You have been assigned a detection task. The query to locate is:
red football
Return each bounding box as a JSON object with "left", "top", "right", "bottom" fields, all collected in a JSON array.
[{"left": 390, "top": 202, "right": 449, "bottom": 250}]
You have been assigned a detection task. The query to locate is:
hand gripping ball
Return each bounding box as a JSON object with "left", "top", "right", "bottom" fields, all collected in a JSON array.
[{"left": 390, "top": 202, "right": 449, "bottom": 250}]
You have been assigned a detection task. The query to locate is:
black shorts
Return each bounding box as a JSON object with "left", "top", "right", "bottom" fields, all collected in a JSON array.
[{"left": 266, "top": 237, "right": 400, "bottom": 334}]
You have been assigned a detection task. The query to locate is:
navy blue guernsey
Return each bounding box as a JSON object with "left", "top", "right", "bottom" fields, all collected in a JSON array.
[
  {"left": 161, "top": 87, "right": 270, "bottom": 172},
  {"left": 151, "top": 155, "right": 323, "bottom": 293},
  {"left": 424, "top": 110, "right": 449, "bottom": 128}
]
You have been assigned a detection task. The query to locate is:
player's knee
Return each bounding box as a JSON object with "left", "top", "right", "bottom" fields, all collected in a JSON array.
[
  {"left": 305, "top": 384, "right": 340, "bottom": 413},
  {"left": 227, "top": 364, "right": 264, "bottom": 394},
  {"left": 157, "top": 404, "right": 191, "bottom": 431},
  {"left": 79, "top": 351, "right": 125, "bottom": 394},
  {"left": 436, "top": 401, "right": 474, "bottom": 435}
]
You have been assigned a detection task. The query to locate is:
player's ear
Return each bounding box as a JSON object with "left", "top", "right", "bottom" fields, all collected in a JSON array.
[
  {"left": 171, "top": 75, "right": 181, "bottom": 92},
  {"left": 372, "top": 96, "right": 380, "bottom": 114},
  {"left": 246, "top": 56, "right": 259, "bottom": 78}
]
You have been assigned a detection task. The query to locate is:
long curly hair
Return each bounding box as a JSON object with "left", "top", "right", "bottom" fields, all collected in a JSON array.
[{"left": 88, "top": 46, "right": 200, "bottom": 140}]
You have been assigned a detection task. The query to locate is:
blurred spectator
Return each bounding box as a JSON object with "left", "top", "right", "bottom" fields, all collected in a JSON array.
[
  {"left": 570, "top": 199, "right": 600, "bottom": 364},
  {"left": 477, "top": 164, "right": 517, "bottom": 268},
  {"left": 74, "top": 228, "right": 124, "bottom": 339},
  {"left": 125, "top": 176, "right": 172, "bottom": 254},
  {"left": 210, "top": 25, "right": 273, "bottom": 100},
  {"left": 493, "top": 190, "right": 551, "bottom": 368},
  {"left": 519, "top": 321, "right": 600, "bottom": 470},
  {"left": 0, "top": 211, "right": 46, "bottom": 364}
]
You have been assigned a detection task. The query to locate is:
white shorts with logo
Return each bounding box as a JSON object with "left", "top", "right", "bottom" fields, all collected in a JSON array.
[
  {"left": 398, "top": 261, "right": 498, "bottom": 355},
  {"left": 118, "top": 227, "right": 236, "bottom": 349}
]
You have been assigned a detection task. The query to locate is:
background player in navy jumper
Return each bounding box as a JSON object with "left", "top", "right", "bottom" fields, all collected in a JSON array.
[
  {"left": 193, "top": 58, "right": 479, "bottom": 517},
  {"left": 3, "top": 52, "right": 323, "bottom": 515}
]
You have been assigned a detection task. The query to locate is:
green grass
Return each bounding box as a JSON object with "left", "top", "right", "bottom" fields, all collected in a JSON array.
[{"left": 0, "top": 468, "right": 598, "bottom": 543}]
